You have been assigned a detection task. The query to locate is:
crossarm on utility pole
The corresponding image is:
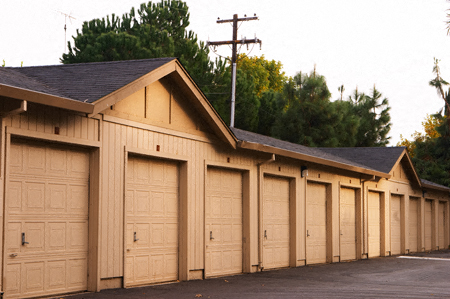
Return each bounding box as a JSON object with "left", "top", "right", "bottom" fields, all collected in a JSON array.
[{"left": 207, "top": 38, "right": 261, "bottom": 46}]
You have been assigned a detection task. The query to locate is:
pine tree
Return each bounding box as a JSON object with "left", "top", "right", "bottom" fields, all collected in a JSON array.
[{"left": 61, "top": 1, "right": 215, "bottom": 93}]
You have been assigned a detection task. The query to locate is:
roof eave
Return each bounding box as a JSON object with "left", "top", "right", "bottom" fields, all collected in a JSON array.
[
  {"left": 238, "top": 140, "right": 390, "bottom": 178},
  {"left": 0, "top": 84, "right": 94, "bottom": 114},
  {"left": 421, "top": 181, "right": 450, "bottom": 192}
]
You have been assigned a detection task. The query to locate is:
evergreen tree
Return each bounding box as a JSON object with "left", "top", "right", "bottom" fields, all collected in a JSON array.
[
  {"left": 351, "top": 86, "right": 391, "bottom": 147},
  {"left": 61, "top": 1, "right": 215, "bottom": 92},
  {"left": 272, "top": 69, "right": 342, "bottom": 147}
]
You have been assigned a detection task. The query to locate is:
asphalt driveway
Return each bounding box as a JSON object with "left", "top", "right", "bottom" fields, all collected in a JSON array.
[{"left": 61, "top": 250, "right": 450, "bottom": 299}]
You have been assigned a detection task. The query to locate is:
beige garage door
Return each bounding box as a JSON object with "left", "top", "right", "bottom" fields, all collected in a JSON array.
[
  {"left": 340, "top": 188, "right": 357, "bottom": 261},
  {"left": 368, "top": 192, "right": 381, "bottom": 258},
  {"left": 438, "top": 202, "right": 445, "bottom": 250},
  {"left": 409, "top": 198, "right": 419, "bottom": 253},
  {"left": 306, "top": 182, "right": 327, "bottom": 264},
  {"left": 5, "top": 140, "right": 89, "bottom": 298},
  {"left": 390, "top": 195, "right": 401, "bottom": 255},
  {"left": 424, "top": 200, "right": 432, "bottom": 251},
  {"left": 263, "top": 175, "right": 290, "bottom": 269},
  {"left": 125, "top": 156, "right": 178, "bottom": 287},
  {"left": 205, "top": 167, "right": 243, "bottom": 277}
]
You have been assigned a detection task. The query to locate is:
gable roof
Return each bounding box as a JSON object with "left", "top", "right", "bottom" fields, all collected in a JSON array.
[
  {"left": 0, "top": 58, "right": 236, "bottom": 148},
  {"left": 318, "top": 147, "right": 406, "bottom": 174},
  {"left": 319, "top": 146, "right": 423, "bottom": 187},
  {"left": 231, "top": 128, "right": 389, "bottom": 178},
  {"left": 0, "top": 57, "right": 174, "bottom": 103}
]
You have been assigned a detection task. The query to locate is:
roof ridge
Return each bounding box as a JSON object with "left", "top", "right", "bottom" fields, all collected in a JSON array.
[{"left": 5, "top": 57, "right": 177, "bottom": 70}]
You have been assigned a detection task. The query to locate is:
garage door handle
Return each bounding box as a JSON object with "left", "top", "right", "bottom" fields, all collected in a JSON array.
[
  {"left": 210, "top": 231, "right": 214, "bottom": 240},
  {"left": 22, "top": 233, "right": 29, "bottom": 246},
  {"left": 307, "top": 230, "right": 310, "bottom": 237},
  {"left": 264, "top": 230, "right": 267, "bottom": 239},
  {"left": 133, "top": 232, "right": 139, "bottom": 242}
]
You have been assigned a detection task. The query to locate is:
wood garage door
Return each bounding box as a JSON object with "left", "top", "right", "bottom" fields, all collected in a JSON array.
[
  {"left": 438, "top": 202, "right": 445, "bottom": 250},
  {"left": 368, "top": 192, "right": 381, "bottom": 258},
  {"left": 340, "top": 188, "right": 357, "bottom": 261},
  {"left": 125, "top": 156, "right": 179, "bottom": 287},
  {"left": 5, "top": 140, "right": 89, "bottom": 298},
  {"left": 263, "top": 175, "right": 290, "bottom": 269},
  {"left": 409, "top": 198, "right": 419, "bottom": 253},
  {"left": 424, "top": 200, "right": 432, "bottom": 251},
  {"left": 390, "top": 195, "right": 401, "bottom": 255},
  {"left": 205, "top": 167, "right": 243, "bottom": 277},
  {"left": 306, "top": 182, "right": 327, "bottom": 264}
]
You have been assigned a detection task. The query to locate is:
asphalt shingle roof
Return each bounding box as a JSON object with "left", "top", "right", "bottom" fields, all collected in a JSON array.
[
  {"left": 0, "top": 57, "right": 175, "bottom": 103},
  {"left": 318, "top": 147, "right": 406, "bottom": 174},
  {"left": 421, "top": 179, "right": 450, "bottom": 191},
  {"left": 231, "top": 128, "right": 381, "bottom": 172}
]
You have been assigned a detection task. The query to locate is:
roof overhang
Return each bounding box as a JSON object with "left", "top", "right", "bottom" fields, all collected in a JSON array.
[
  {"left": 421, "top": 181, "right": 450, "bottom": 192},
  {"left": 238, "top": 140, "right": 390, "bottom": 178},
  {"left": 91, "top": 59, "right": 236, "bottom": 149},
  {"left": 0, "top": 83, "right": 94, "bottom": 114}
]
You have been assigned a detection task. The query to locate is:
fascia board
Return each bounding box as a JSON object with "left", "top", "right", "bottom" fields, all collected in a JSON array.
[
  {"left": 238, "top": 140, "right": 390, "bottom": 178},
  {"left": 90, "top": 60, "right": 178, "bottom": 116},
  {"left": 171, "top": 61, "right": 237, "bottom": 149},
  {"left": 0, "top": 84, "right": 94, "bottom": 114}
]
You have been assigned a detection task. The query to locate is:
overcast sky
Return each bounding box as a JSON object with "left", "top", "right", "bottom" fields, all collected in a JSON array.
[{"left": 2, "top": 0, "right": 450, "bottom": 145}]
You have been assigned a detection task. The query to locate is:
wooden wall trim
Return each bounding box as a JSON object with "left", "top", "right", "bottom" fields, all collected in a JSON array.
[
  {"left": 340, "top": 183, "right": 362, "bottom": 190},
  {"left": 104, "top": 115, "right": 214, "bottom": 145},
  {"left": 6, "top": 126, "right": 101, "bottom": 148},
  {"left": 126, "top": 146, "right": 190, "bottom": 162}
]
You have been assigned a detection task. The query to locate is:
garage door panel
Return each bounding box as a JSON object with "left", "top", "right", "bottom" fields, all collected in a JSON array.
[
  {"left": 263, "top": 176, "right": 290, "bottom": 269},
  {"left": 126, "top": 156, "right": 179, "bottom": 286},
  {"left": 7, "top": 222, "right": 22, "bottom": 252},
  {"left": 425, "top": 200, "right": 432, "bottom": 251},
  {"left": 68, "top": 184, "right": 89, "bottom": 214},
  {"left": 409, "top": 199, "right": 419, "bottom": 253},
  {"left": 68, "top": 222, "right": 88, "bottom": 251},
  {"left": 47, "top": 222, "right": 66, "bottom": 252},
  {"left": 390, "top": 195, "right": 401, "bottom": 255},
  {"left": 23, "top": 222, "right": 45, "bottom": 252},
  {"left": 46, "top": 260, "right": 66, "bottom": 290},
  {"left": 23, "top": 261, "right": 45, "bottom": 293},
  {"left": 206, "top": 168, "right": 243, "bottom": 277},
  {"left": 438, "top": 202, "right": 445, "bottom": 249},
  {"left": 25, "top": 182, "right": 45, "bottom": 211},
  {"left": 340, "top": 188, "right": 357, "bottom": 261},
  {"left": 67, "top": 258, "right": 87, "bottom": 288},
  {"left": 49, "top": 184, "right": 67, "bottom": 211},
  {"left": 306, "top": 182, "right": 327, "bottom": 264}
]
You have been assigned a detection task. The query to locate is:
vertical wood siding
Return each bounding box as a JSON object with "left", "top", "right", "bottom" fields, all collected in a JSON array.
[{"left": 2, "top": 102, "right": 450, "bottom": 283}]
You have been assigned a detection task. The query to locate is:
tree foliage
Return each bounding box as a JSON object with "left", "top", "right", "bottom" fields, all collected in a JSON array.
[
  {"left": 400, "top": 59, "right": 450, "bottom": 187},
  {"left": 397, "top": 114, "right": 443, "bottom": 157},
  {"left": 351, "top": 86, "right": 391, "bottom": 147},
  {"left": 271, "top": 69, "right": 391, "bottom": 147},
  {"left": 61, "top": 0, "right": 214, "bottom": 91}
]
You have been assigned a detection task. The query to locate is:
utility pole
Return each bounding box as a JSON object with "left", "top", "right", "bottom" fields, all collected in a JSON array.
[{"left": 207, "top": 14, "right": 261, "bottom": 128}]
